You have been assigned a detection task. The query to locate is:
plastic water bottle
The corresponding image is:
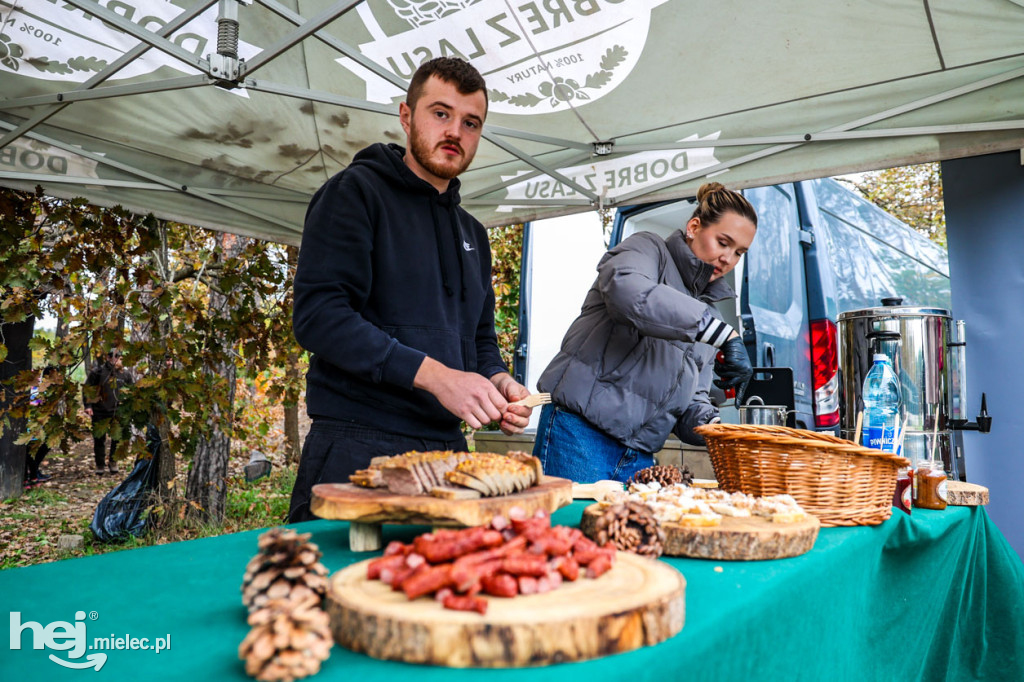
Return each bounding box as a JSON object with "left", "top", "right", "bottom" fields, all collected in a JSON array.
[{"left": 861, "top": 354, "right": 901, "bottom": 453}]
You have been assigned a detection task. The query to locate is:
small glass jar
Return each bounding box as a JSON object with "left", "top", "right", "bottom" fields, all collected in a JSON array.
[
  {"left": 893, "top": 467, "right": 913, "bottom": 514},
  {"left": 914, "top": 460, "right": 948, "bottom": 510}
]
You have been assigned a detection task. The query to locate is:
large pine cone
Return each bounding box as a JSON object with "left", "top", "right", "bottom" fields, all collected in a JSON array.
[
  {"left": 242, "top": 528, "right": 329, "bottom": 613},
  {"left": 238, "top": 596, "right": 332, "bottom": 681},
  {"left": 629, "top": 464, "right": 693, "bottom": 488},
  {"left": 590, "top": 501, "right": 665, "bottom": 558}
]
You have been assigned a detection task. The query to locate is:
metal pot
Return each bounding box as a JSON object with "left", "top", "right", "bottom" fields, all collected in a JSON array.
[
  {"left": 837, "top": 299, "right": 957, "bottom": 468},
  {"left": 737, "top": 396, "right": 791, "bottom": 426}
]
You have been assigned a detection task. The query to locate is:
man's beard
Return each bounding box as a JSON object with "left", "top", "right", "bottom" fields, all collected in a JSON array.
[{"left": 409, "top": 123, "right": 473, "bottom": 181}]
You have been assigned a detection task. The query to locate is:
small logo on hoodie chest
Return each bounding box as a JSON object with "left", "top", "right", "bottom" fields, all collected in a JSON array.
[{"left": 462, "top": 240, "right": 474, "bottom": 252}]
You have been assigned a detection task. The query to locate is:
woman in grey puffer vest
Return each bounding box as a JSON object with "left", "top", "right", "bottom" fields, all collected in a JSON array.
[{"left": 533, "top": 183, "right": 757, "bottom": 483}]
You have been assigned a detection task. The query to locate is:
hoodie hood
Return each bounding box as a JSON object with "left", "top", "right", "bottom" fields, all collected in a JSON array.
[
  {"left": 351, "top": 143, "right": 467, "bottom": 299},
  {"left": 351, "top": 143, "right": 463, "bottom": 204}
]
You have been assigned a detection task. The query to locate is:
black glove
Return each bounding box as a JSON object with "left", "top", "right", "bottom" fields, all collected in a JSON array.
[{"left": 714, "top": 336, "right": 753, "bottom": 395}]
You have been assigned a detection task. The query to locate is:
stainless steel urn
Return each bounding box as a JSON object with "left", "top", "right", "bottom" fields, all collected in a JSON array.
[{"left": 837, "top": 299, "right": 967, "bottom": 472}]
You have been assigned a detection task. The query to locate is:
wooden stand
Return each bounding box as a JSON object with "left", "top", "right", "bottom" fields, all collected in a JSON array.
[
  {"left": 326, "top": 551, "right": 685, "bottom": 667},
  {"left": 312, "top": 476, "right": 573, "bottom": 551},
  {"left": 581, "top": 504, "right": 820, "bottom": 561}
]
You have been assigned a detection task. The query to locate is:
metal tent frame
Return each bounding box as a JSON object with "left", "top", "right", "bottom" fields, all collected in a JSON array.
[{"left": 1, "top": 0, "right": 1022, "bottom": 242}]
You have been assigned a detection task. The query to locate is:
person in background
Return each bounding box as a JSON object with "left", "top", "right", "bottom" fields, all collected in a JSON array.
[
  {"left": 533, "top": 182, "right": 757, "bottom": 483},
  {"left": 83, "top": 349, "right": 134, "bottom": 475},
  {"left": 24, "top": 365, "right": 60, "bottom": 487},
  {"left": 288, "top": 57, "right": 533, "bottom": 522}
]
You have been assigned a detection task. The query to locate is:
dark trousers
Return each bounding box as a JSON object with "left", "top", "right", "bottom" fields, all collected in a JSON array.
[
  {"left": 287, "top": 419, "right": 467, "bottom": 523},
  {"left": 91, "top": 415, "right": 119, "bottom": 469},
  {"left": 25, "top": 442, "right": 49, "bottom": 480}
]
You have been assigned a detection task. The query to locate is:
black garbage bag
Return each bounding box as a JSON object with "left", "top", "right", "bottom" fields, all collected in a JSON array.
[{"left": 89, "top": 427, "right": 161, "bottom": 543}]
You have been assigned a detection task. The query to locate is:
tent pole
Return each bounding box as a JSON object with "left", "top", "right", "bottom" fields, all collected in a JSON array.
[
  {"left": 0, "top": 121, "right": 298, "bottom": 234},
  {"left": 256, "top": 0, "right": 404, "bottom": 88},
  {"left": 240, "top": 0, "right": 365, "bottom": 76},
  {"left": 255, "top": 0, "right": 590, "bottom": 153},
  {"left": 483, "top": 134, "right": 597, "bottom": 201},
  {"left": 615, "top": 64, "right": 1024, "bottom": 205},
  {"left": 60, "top": 0, "right": 213, "bottom": 75},
  {"left": 463, "top": 151, "right": 593, "bottom": 200},
  {"left": 612, "top": 120, "right": 1024, "bottom": 152},
  {"left": 243, "top": 79, "right": 598, "bottom": 201},
  {"left": 0, "top": 0, "right": 219, "bottom": 151},
  {"left": 462, "top": 198, "right": 593, "bottom": 207},
  {"left": 243, "top": 79, "right": 396, "bottom": 116},
  {"left": 0, "top": 173, "right": 311, "bottom": 203},
  {"left": 0, "top": 76, "right": 212, "bottom": 111}
]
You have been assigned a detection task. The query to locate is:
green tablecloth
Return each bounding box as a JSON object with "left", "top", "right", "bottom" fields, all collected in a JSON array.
[{"left": 3, "top": 504, "right": 1023, "bottom": 681}]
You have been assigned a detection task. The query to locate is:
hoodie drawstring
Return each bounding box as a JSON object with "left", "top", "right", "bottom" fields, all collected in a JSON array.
[
  {"left": 449, "top": 205, "right": 467, "bottom": 301},
  {"left": 430, "top": 200, "right": 454, "bottom": 297}
]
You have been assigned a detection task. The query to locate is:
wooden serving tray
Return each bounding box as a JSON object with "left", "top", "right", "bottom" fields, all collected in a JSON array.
[
  {"left": 580, "top": 503, "right": 820, "bottom": 561},
  {"left": 311, "top": 476, "right": 572, "bottom": 551},
  {"left": 326, "top": 551, "right": 685, "bottom": 667}
]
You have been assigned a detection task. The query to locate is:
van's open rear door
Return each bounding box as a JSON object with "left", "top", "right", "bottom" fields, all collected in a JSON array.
[{"left": 740, "top": 184, "right": 814, "bottom": 429}]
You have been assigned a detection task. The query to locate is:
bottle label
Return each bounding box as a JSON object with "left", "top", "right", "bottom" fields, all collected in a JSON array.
[
  {"left": 863, "top": 425, "right": 897, "bottom": 452},
  {"left": 937, "top": 480, "right": 948, "bottom": 503}
]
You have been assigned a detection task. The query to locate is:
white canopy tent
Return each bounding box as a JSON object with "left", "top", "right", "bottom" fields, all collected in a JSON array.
[{"left": 1, "top": 0, "right": 1023, "bottom": 243}]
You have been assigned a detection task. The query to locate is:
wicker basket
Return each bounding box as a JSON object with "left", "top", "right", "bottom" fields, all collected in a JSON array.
[{"left": 694, "top": 423, "right": 909, "bottom": 527}]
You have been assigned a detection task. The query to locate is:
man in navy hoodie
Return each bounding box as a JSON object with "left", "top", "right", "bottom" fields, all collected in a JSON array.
[{"left": 288, "top": 57, "right": 534, "bottom": 521}]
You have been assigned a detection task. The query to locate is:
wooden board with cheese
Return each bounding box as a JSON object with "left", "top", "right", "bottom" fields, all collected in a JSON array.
[{"left": 580, "top": 504, "right": 819, "bottom": 560}]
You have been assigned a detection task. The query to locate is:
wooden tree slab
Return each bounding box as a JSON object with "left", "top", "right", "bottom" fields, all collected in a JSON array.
[
  {"left": 326, "top": 551, "right": 685, "bottom": 668},
  {"left": 580, "top": 504, "right": 820, "bottom": 561},
  {"left": 311, "top": 477, "right": 573, "bottom": 551},
  {"left": 946, "top": 480, "right": 989, "bottom": 506}
]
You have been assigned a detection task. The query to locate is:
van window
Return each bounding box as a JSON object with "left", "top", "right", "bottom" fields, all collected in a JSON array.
[
  {"left": 743, "top": 185, "right": 802, "bottom": 335},
  {"left": 811, "top": 178, "right": 951, "bottom": 311},
  {"left": 811, "top": 178, "right": 949, "bottom": 275}
]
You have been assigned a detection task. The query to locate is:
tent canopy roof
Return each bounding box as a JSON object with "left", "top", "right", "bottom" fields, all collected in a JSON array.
[{"left": 2, "top": 0, "right": 1023, "bottom": 244}]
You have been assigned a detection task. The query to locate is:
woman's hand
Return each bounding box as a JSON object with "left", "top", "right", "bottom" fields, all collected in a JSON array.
[{"left": 713, "top": 335, "right": 753, "bottom": 396}]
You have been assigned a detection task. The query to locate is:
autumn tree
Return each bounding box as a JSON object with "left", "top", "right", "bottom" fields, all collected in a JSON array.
[
  {"left": 0, "top": 189, "right": 302, "bottom": 526},
  {"left": 843, "top": 163, "right": 946, "bottom": 246},
  {"left": 488, "top": 223, "right": 524, "bottom": 372}
]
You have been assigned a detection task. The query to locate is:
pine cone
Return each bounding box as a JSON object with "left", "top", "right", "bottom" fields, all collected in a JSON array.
[
  {"left": 589, "top": 501, "right": 665, "bottom": 558},
  {"left": 242, "top": 528, "right": 330, "bottom": 613},
  {"left": 238, "top": 596, "right": 332, "bottom": 681},
  {"left": 629, "top": 464, "right": 693, "bottom": 488}
]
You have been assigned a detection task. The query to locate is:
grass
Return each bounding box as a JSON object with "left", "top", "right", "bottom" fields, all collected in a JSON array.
[{"left": 0, "top": 465, "right": 299, "bottom": 570}]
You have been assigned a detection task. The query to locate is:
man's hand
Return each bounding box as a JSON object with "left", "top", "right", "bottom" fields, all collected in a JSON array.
[
  {"left": 84, "top": 407, "right": 93, "bottom": 417},
  {"left": 414, "top": 357, "right": 506, "bottom": 429},
  {"left": 490, "top": 373, "right": 533, "bottom": 435}
]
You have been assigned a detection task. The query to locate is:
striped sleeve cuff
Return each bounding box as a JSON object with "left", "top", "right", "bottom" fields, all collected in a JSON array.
[{"left": 696, "top": 318, "right": 734, "bottom": 348}]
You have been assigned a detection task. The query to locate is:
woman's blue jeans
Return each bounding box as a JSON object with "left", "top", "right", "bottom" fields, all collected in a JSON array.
[{"left": 532, "top": 404, "right": 655, "bottom": 483}]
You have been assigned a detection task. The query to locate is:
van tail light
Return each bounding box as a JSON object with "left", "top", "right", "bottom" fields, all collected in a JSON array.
[{"left": 811, "top": 319, "right": 841, "bottom": 428}]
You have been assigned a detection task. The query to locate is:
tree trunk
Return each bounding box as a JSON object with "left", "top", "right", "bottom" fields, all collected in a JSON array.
[
  {"left": 185, "top": 233, "right": 246, "bottom": 524},
  {"left": 132, "top": 223, "right": 179, "bottom": 500},
  {"left": 0, "top": 317, "right": 36, "bottom": 499},
  {"left": 55, "top": 303, "right": 68, "bottom": 341},
  {"left": 185, "top": 356, "right": 236, "bottom": 523},
  {"left": 283, "top": 245, "right": 302, "bottom": 465},
  {"left": 284, "top": 355, "right": 301, "bottom": 464}
]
